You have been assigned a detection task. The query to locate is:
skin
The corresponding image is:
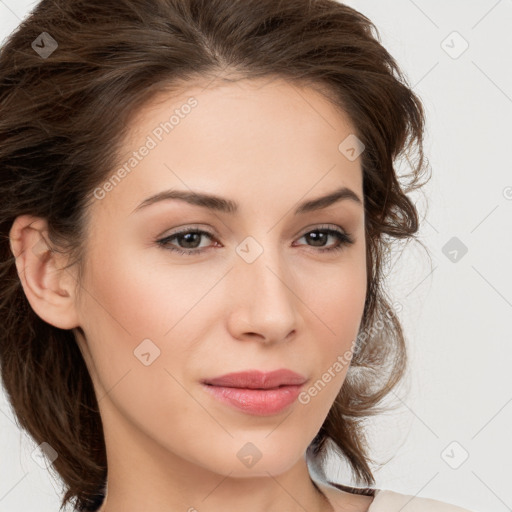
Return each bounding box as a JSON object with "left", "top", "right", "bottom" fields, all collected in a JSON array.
[{"left": 9, "top": 77, "right": 372, "bottom": 512}]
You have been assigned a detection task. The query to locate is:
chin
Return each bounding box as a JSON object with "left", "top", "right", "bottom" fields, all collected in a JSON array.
[{"left": 213, "top": 438, "right": 306, "bottom": 477}]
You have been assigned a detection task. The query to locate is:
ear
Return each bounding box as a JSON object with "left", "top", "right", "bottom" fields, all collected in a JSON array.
[{"left": 9, "top": 214, "right": 81, "bottom": 330}]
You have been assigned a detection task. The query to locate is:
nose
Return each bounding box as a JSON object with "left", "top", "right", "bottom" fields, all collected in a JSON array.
[{"left": 225, "top": 242, "right": 299, "bottom": 345}]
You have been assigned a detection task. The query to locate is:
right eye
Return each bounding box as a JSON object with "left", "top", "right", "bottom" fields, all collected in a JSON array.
[{"left": 156, "top": 228, "right": 217, "bottom": 256}]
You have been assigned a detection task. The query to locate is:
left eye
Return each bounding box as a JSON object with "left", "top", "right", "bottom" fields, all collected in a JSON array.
[{"left": 156, "top": 225, "right": 354, "bottom": 256}]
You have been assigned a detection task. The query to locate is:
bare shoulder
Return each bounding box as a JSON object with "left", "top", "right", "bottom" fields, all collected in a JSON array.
[{"left": 314, "top": 479, "right": 375, "bottom": 512}]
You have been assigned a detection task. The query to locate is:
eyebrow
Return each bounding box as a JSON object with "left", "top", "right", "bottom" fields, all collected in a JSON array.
[{"left": 131, "top": 185, "right": 363, "bottom": 215}]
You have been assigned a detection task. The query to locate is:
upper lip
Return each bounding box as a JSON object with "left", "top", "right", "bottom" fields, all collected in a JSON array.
[{"left": 202, "top": 369, "right": 307, "bottom": 389}]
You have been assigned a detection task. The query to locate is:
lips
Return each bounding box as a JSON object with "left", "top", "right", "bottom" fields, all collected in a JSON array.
[
  {"left": 201, "top": 369, "right": 308, "bottom": 416},
  {"left": 201, "top": 369, "right": 307, "bottom": 389}
]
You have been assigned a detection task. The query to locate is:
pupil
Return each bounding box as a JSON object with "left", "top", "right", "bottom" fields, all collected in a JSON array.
[
  {"left": 307, "top": 231, "right": 326, "bottom": 247},
  {"left": 181, "top": 233, "right": 201, "bottom": 248}
]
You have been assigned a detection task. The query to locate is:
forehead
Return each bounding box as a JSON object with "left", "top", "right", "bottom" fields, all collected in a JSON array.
[
  {"left": 94, "top": 77, "right": 364, "bottom": 218},
  {"left": 132, "top": 76, "right": 358, "bottom": 142}
]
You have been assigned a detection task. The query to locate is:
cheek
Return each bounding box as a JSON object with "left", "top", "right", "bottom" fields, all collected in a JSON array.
[
  {"left": 82, "top": 239, "right": 209, "bottom": 338},
  {"left": 78, "top": 242, "right": 230, "bottom": 391},
  {"left": 295, "top": 263, "right": 366, "bottom": 421},
  {"left": 297, "top": 249, "right": 367, "bottom": 339},
  {"left": 77, "top": 245, "right": 215, "bottom": 446},
  {"left": 297, "top": 250, "right": 367, "bottom": 382}
]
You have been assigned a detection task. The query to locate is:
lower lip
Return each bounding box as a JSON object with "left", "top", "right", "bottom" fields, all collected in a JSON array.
[{"left": 201, "top": 383, "right": 304, "bottom": 416}]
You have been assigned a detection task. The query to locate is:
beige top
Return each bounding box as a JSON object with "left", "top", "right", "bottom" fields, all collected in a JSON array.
[
  {"left": 314, "top": 479, "right": 475, "bottom": 512},
  {"left": 368, "top": 489, "right": 474, "bottom": 511}
]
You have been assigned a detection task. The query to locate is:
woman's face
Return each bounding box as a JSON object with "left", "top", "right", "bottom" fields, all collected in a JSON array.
[{"left": 74, "top": 77, "right": 366, "bottom": 481}]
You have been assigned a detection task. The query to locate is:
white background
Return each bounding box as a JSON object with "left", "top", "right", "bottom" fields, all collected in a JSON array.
[{"left": 1, "top": 1, "right": 511, "bottom": 511}]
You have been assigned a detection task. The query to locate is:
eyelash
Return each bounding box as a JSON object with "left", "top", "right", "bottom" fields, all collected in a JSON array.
[{"left": 156, "top": 224, "right": 355, "bottom": 256}]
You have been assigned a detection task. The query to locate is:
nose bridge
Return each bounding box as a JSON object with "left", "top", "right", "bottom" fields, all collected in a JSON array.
[
  {"left": 237, "top": 232, "right": 292, "bottom": 297},
  {"left": 230, "top": 231, "right": 298, "bottom": 338}
]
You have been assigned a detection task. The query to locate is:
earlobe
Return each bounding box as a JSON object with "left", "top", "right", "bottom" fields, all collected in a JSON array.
[{"left": 9, "top": 214, "right": 81, "bottom": 330}]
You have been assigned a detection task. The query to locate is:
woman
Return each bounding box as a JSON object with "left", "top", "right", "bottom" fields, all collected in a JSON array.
[{"left": 0, "top": 0, "right": 476, "bottom": 511}]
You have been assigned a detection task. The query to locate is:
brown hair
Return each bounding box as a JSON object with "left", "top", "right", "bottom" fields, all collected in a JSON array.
[{"left": 0, "top": 0, "right": 429, "bottom": 510}]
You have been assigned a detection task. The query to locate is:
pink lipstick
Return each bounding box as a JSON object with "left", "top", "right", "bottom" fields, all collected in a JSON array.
[{"left": 201, "top": 369, "right": 307, "bottom": 416}]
